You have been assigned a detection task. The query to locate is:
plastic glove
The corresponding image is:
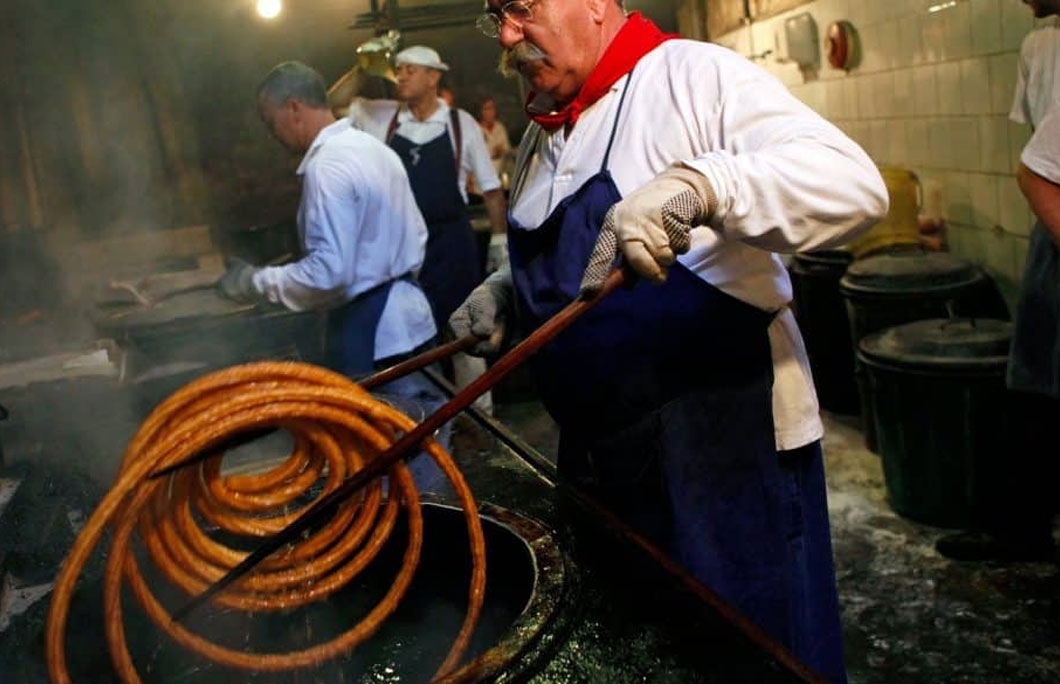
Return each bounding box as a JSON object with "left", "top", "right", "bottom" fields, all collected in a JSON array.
[
  {"left": 448, "top": 266, "right": 513, "bottom": 356},
  {"left": 217, "top": 257, "right": 260, "bottom": 303},
  {"left": 485, "top": 233, "right": 509, "bottom": 274},
  {"left": 579, "top": 164, "right": 718, "bottom": 295}
]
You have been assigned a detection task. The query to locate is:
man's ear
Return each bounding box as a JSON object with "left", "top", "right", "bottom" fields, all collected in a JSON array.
[
  {"left": 429, "top": 70, "right": 442, "bottom": 89},
  {"left": 586, "top": 0, "right": 610, "bottom": 23},
  {"left": 285, "top": 98, "right": 305, "bottom": 124}
]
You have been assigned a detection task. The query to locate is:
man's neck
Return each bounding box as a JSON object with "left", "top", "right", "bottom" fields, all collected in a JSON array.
[
  {"left": 301, "top": 109, "right": 337, "bottom": 149},
  {"left": 407, "top": 94, "right": 441, "bottom": 121}
]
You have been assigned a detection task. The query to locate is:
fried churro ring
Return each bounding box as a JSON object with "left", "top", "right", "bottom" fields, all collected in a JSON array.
[{"left": 46, "top": 361, "right": 486, "bottom": 683}]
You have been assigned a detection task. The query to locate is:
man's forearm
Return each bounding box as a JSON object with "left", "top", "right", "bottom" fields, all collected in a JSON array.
[
  {"left": 1018, "top": 163, "right": 1060, "bottom": 247},
  {"left": 327, "top": 67, "right": 365, "bottom": 116},
  {"left": 483, "top": 188, "right": 507, "bottom": 235}
]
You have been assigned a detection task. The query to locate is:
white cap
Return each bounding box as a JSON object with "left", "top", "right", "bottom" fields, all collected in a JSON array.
[{"left": 394, "top": 45, "right": 449, "bottom": 72}]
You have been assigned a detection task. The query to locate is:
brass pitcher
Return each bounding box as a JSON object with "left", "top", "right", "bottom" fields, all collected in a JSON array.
[{"left": 847, "top": 167, "right": 922, "bottom": 259}]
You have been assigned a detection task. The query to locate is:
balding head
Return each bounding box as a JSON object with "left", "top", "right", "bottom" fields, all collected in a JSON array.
[
  {"left": 257, "top": 61, "right": 335, "bottom": 154},
  {"left": 257, "top": 61, "right": 329, "bottom": 110}
]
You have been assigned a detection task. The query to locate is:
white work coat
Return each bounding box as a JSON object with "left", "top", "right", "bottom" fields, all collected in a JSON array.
[
  {"left": 1023, "top": 106, "right": 1060, "bottom": 182},
  {"left": 1011, "top": 17, "right": 1060, "bottom": 129},
  {"left": 512, "top": 39, "right": 888, "bottom": 450}
]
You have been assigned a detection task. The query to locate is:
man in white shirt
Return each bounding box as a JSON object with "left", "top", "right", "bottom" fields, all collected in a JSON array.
[
  {"left": 332, "top": 45, "right": 507, "bottom": 412},
  {"left": 450, "top": 3, "right": 887, "bottom": 682},
  {"left": 1010, "top": 0, "right": 1060, "bottom": 130},
  {"left": 936, "top": 1, "right": 1060, "bottom": 564},
  {"left": 219, "top": 61, "right": 449, "bottom": 484},
  {"left": 1011, "top": 106, "right": 1060, "bottom": 401}
]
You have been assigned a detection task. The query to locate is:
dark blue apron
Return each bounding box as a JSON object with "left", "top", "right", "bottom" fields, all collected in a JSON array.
[
  {"left": 1008, "top": 221, "right": 1060, "bottom": 399},
  {"left": 507, "top": 75, "right": 847, "bottom": 682},
  {"left": 388, "top": 115, "right": 482, "bottom": 332},
  {"left": 325, "top": 275, "right": 411, "bottom": 377}
]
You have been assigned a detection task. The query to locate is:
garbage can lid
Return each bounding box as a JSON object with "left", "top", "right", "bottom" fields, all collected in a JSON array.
[
  {"left": 792, "top": 249, "right": 854, "bottom": 275},
  {"left": 839, "top": 252, "right": 982, "bottom": 295},
  {"left": 858, "top": 318, "right": 1011, "bottom": 371},
  {"left": 793, "top": 249, "right": 854, "bottom": 268}
]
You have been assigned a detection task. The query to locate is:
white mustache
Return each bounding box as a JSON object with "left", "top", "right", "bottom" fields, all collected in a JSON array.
[{"left": 499, "top": 41, "right": 547, "bottom": 77}]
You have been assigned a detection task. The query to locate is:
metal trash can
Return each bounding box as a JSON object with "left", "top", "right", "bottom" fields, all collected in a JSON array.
[
  {"left": 790, "top": 250, "right": 858, "bottom": 414},
  {"left": 858, "top": 318, "right": 1012, "bottom": 528},
  {"left": 839, "top": 252, "right": 1009, "bottom": 451}
]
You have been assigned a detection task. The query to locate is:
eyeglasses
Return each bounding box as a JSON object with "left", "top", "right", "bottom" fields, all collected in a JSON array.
[{"left": 475, "top": 0, "right": 539, "bottom": 38}]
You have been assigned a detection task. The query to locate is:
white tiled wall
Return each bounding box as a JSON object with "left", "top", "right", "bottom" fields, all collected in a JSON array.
[{"left": 706, "top": 0, "right": 1052, "bottom": 305}]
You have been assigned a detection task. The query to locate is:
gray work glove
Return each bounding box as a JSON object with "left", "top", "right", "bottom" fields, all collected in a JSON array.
[
  {"left": 580, "top": 164, "right": 718, "bottom": 296},
  {"left": 448, "top": 266, "right": 513, "bottom": 356},
  {"left": 485, "top": 233, "right": 509, "bottom": 274},
  {"left": 217, "top": 257, "right": 260, "bottom": 303}
]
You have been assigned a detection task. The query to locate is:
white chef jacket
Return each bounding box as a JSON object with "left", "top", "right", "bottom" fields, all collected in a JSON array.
[
  {"left": 1022, "top": 106, "right": 1060, "bottom": 182},
  {"left": 512, "top": 39, "right": 888, "bottom": 451},
  {"left": 252, "top": 119, "right": 436, "bottom": 360},
  {"left": 1011, "top": 17, "right": 1060, "bottom": 129},
  {"left": 348, "top": 98, "right": 502, "bottom": 203}
]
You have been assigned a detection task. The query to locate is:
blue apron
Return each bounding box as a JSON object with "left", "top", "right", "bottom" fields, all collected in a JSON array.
[
  {"left": 1008, "top": 221, "right": 1060, "bottom": 399},
  {"left": 388, "top": 121, "right": 482, "bottom": 332},
  {"left": 329, "top": 278, "right": 454, "bottom": 494},
  {"left": 325, "top": 276, "right": 408, "bottom": 377},
  {"left": 507, "top": 75, "right": 847, "bottom": 682}
]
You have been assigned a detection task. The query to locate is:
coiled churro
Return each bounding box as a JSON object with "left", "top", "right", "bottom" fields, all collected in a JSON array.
[{"left": 45, "top": 361, "right": 486, "bottom": 683}]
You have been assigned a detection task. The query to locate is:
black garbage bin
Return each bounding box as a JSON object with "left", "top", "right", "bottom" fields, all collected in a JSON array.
[
  {"left": 790, "top": 250, "right": 858, "bottom": 414},
  {"left": 839, "top": 252, "right": 1009, "bottom": 451},
  {"left": 0, "top": 403, "right": 7, "bottom": 467},
  {"left": 858, "top": 318, "right": 1012, "bottom": 528}
]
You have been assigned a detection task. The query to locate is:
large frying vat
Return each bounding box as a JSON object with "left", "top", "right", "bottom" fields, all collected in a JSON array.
[{"left": 0, "top": 485, "right": 575, "bottom": 683}]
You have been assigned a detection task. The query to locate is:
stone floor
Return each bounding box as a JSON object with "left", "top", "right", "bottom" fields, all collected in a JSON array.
[{"left": 491, "top": 402, "right": 1060, "bottom": 684}]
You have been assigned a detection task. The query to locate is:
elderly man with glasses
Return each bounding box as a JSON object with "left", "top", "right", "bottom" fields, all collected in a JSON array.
[{"left": 451, "top": 1, "right": 888, "bottom": 681}]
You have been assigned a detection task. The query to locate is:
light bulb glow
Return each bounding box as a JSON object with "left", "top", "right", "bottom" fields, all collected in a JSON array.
[{"left": 257, "top": 0, "right": 281, "bottom": 19}]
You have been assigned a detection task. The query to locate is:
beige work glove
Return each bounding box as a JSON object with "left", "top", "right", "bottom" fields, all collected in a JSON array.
[
  {"left": 448, "top": 266, "right": 513, "bottom": 356},
  {"left": 485, "top": 233, "right": 509, "bottom": 274},
  {"left": 580, "top": 164, "right": 718, "bottom": 295}
]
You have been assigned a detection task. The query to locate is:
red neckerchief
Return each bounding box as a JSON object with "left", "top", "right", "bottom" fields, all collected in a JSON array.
[{"left": 527, "top": 12, "right": 676, "bottom": 132}]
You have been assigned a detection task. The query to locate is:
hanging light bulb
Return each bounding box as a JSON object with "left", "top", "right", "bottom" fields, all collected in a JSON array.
[{"left": 257, "top": 0, "right": 281, "bottom": 19}]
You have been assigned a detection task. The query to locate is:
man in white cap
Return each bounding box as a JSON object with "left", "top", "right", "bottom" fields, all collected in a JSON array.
[{"left": 331, "top": 44, "right": 505, "bottom": 413}]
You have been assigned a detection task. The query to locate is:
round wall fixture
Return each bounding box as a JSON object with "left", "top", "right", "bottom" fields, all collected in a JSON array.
[{"left": 825, "top": 20, "right": 859, "bottom": 71}]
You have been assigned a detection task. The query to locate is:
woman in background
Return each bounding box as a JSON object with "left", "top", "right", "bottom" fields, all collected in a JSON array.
[{"left": 477, "top": 97, "right": 510, "bottom": 182}]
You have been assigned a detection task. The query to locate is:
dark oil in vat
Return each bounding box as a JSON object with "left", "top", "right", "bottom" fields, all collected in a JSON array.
[{"left": 9, "top": 502, "right": 546, "bottom": 683}]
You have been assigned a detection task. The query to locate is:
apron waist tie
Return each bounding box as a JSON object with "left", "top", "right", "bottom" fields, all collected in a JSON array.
[
  {"left": 327, "top": 272, "right": 417, "bottom": 377},
  {"left": 344, "top": 272, "right": 416, "bottom": 308}
]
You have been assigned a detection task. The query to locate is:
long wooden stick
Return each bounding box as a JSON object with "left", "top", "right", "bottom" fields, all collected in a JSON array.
[
  {"left": 172, "top": 270, "right": 626, "bottom": 620},
  {"left": 419, "top": 368, "right": 824, "bottom": 683},
  {"left": 358, "top": 334, "right": 478, "bottom": 390}
]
